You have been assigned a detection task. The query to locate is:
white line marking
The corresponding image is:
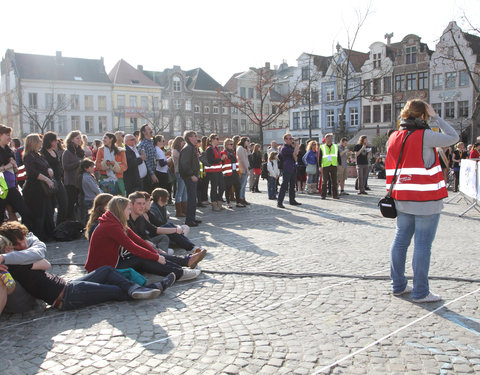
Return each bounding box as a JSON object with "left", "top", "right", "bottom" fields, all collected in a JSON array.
[{"left": 312, "top": 286, "right": 480, "bottom": 374}]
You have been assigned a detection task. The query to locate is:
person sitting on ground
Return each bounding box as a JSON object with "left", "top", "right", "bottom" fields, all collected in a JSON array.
[
  {"left": 86, "top": 196, "right": 203, "bottom": 282},
  {"left": 147, "top": 189, "right": 206, "bottom": 253},
  {"left": 0, "top": 223, "right": 176, "bottom": 312},
  {"left": 85, "top": 193, "right": 113, "bottom": 240}
]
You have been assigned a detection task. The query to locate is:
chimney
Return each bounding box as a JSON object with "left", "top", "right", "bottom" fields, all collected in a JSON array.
[
  {"left": 384, "top": 32, "right": 394, "bottom": 46},
  {"left": 55, "top": 51, "right": 62, "bottom": 64},
  {"left": 137, "top": 65, "right": 143, "bottom": 71},
  {"left": 265, "top": 62, "right": 270, "bottom": 69}
]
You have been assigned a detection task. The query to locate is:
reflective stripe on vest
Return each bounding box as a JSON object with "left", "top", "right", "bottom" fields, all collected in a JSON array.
[
  {"left": 204, "top": 146, "right": 222, "bottom": 173},
  {"left": 320, "top": 144, "right": 338, "bottom": 167},
  {"left": 222, "top": 162, "right": 237, "bottom": 176},
  {"left": 385, "top": 129, "right": 447, "bottom": 201}
]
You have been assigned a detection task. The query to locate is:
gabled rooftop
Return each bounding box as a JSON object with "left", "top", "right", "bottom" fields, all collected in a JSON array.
[{"left": 109, "top": 59, "right": 159, "bottom": 87}]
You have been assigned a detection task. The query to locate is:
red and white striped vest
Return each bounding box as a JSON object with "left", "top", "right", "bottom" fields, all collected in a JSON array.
[
  {"left": 386, "top": 129, "right": 447, "bottom": 201},
  {"left": 204, "top": 145, "right": 223, "bottom": 173},
  {"left": 221, "top": 150, "right": 237, "bottom": 176}
]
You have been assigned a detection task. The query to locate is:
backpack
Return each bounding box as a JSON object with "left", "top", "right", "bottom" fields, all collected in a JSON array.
[
  {"left": 199, "top": 150, "right": 210, "bottom": 167},
  {"left": 53, "top": 220, "right": 85, "bottom": 241},
  {"left": 277, "top": 153, "right": 284, "bottom": 170},
  {"left": 261, "top": 162, "right": 269, "bottom": 179}
]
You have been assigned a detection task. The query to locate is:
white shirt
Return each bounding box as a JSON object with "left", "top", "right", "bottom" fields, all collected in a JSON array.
[
  {"left": 129, "top": 145, "right": 148, "bottom": 179},
  {"left": 155, "top": 147, "right": 169, "bottom": 173}
]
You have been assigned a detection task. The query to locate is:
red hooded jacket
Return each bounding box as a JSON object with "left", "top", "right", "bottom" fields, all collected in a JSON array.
[{"left": 85, "top": 210, "right": 159, "bottom": 272}]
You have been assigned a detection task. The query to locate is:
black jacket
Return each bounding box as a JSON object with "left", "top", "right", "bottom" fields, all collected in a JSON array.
[
  {"left": 179, "top": 142, "right": 200, "bottom": 179},
  {"left": 124, "top": 146, "right": 142, "bottom": 195}
]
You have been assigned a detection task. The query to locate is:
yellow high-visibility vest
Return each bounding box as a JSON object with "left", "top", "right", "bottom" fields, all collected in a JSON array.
[{"left": 320, "top": 144, "right": 338, "bottom": 167}]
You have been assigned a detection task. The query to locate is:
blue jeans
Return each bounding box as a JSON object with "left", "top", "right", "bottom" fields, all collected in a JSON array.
[
  {"left": 239, "top": 172, "right": 248, "bottom": 199},
  {"left": 61, "top": 266, "right": 135, "bottom": 310},
  {"left": 390, "top": 211, "right": 440, "bottom": 299},
  {"left": 184, "top": 177, "right": 198, "bottom": 222},
  {"left": 277, "top": 169, "right": 296, "bottom": 204},
  {"left": 267, "top": 177, "right": 277, "bottom": 199},
  {"left": 175, "top": 173, "right": 187, "bottom": 203}
]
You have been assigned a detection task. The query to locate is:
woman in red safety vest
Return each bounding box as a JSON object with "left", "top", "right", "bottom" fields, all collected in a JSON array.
[
  {"left": 386, "top": 99, "right": 458, "bottom": 303},
  {"left": 221, "top": 138, "right": 245, "bottom": 208},
  {"left": 205, "top": 134, "right": 226, "bottom": 212}
]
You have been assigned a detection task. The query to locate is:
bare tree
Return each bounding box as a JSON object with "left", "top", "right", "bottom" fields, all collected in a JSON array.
[
  {"left": 221, "top": 67, "right": 301, "bottom": 146},
  {"left": 16, "top": 88, "right": 69, "bottom": 135}
]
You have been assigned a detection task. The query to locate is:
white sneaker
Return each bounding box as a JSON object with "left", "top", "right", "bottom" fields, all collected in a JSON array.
[
  {"left": 178, "top": 268, "right": 201, "bottom": 281},
  {"left": 413, "top": 292, "right": 442, "bottom": 303},
  {"left": 393, "top": 285, "right": 413, "bottom": 296}
]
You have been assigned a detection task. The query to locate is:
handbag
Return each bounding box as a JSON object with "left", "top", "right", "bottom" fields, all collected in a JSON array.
[
  {"left": 378, "top": 130, "right": 413, "bottom": 218},
  {"left": 99, "top": 178, "right": 118, "bottom": 194},
  {"left": 306, "top": 163, "right": 317, "bottom": 175}
]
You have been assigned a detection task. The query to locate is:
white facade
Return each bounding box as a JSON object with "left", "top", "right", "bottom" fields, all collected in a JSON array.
[
  {"left": 430, "top": 21, "right": 480, "bottom": 136},
  {"left": 18, "top": 79, "right": 113, "bottom": 137},
  {"left": 360, "top": 41, "right": 394, "bottom": 129}
]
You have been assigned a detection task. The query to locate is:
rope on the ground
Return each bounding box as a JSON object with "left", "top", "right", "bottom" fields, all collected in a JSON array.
[{"left": 50, "top": 263, "right": 480, "bottom": 283}]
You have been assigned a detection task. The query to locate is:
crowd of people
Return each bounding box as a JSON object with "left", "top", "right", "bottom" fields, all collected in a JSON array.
[{"left": 1, "top": 102, "right": 478, "bottom": 314}]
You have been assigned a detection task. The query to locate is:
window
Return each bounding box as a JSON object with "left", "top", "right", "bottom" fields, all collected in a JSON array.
[
  {"left": 406, "top": 46, "right": 417, "bottom": 64},
  {"left": 445, "top": 72, "right": 457, "bottom": 89},
  {"left": 302, "top": 112, "right": 309, "bottom": 129},
  {"left": 458, "top": 101, "right": 469, "bottom": 117},
  {"left": 185, "top": 100, "right": 192, "bottom": 111},
  {"left": 363, "top": 79, "right": 371, "bottom": 96},
  {"left": 373, "top": 105, "right": 381, "bottom": 122},
  {"left": 141, "top": 96, "right": 148, "bottom": 109},
  {"left": 395, "top": 75, "right": 405, "bottom": 92},
  {"left": 445, "top": 102, "right": 455, "bottom": 118},
  {"left": 459, "top": 70, "right": 469, "bottom": 87},
  {"left": 326, "top": 110, "right": 335, "bottom": 127},
  {"left": 85, "top": 95, "right": 94, "bottom": 111},
  {"left": 152, "top": 97, "right": 159, "bottom": 110},
  {"left": 312, "top": 110, "right": 319, "bottom": 128},
  {"left": 213, "top": 106, "right": 219, "bottom": 114},
  {"left": 28, "top": 93, "right": 38, "bottom": 109},
  {"left": 240, "top": 87, "right": 246, "bottom": 97},
  {"left": 71, "top": 116, "right": 80, "bottom": 130},
  {"left": 130, "top": 118, "right": 138, "bottom": 132},
  {"left": 98, "top": 116, "right": 107, "bottom": 133},
  {"left": 222, "top": 106, "right": 228, "bottom": 114},
  {"left": 301, "top": 66, "right": 310, "bottom": 80},
  {"left": 432, "top": 74, "right": 443, "bottom": 89},
  {"left": 162, "top": 99, "right": 169, "bottom": 110},
  {"left": 129, "top": 96, "right": 137, "bottom": 107},
  {"left": 174, "top": 100, "right": 181, "bottom": 110},
  {"left": 373, "top": 79, "right": 381, "bottom": 95},
  {"left": 29, "top": 115, "right": 38, "bottom": 133},
  {"left": 85, "top": 116, "right": 94, "bottom": 133},
  {"left": 240, "top": 119, "right": 247, "bottom": 132},
  {"left": 326, "top": 88, "right": 335, "bottom": 101},
  {"left": 406, "top": 73, "right": 417, "bottom": 91},
  {"left": 395, "top": 102, "right": 404, "bottom": 121},
  {"left": 117, "top": 95, "right": 125, "bottom": 108},
  {"left": 373, "top": 53, "right": 381, "bottom": 69},
  {"left": 432, "top": 103, "right": 442, "bottom": 118},
  {"left": 293, "top": 112, "right": 300, "bottom": 130},
  {"left": 204, "top": 106, "right": 210, "bottom": 113},
  {"left": 57, "top": 94, "right": 66, "bottom": 108},
  {"left": 194, "top": 104, "right": 200, "bottom": 113},
  {"left": 98, "top": 96, "right": 107, "bottom": 111},
  {"left": 232, "top": 107, "right": 238, "bottom": 114},
  {"left": 418, "top": 72, "right": 428, "bottom": 90},
  {"left": 45, "top": 93, "right": 53, "bottom": 108},
  {"left": 222, "top": 121, "right": 228, "bottom": 133},
  {"left": 350, "top": 108, "right": 358, "bottom": 126},
  {"left": 363, "top": 106, "right": 371, "bottom": 123},
  {"left": 311, "top": 90, "right": 319, "bottom": 104},
  {"left": 173, "top": 76, "right": 181, "bottom": 92},
  {"left": 118, "top": 115, "right": 125, "bottom": 130},
  {"left": 383, "top": 104, "right": 391, "bottom": 123},
  {"left": 232, "top": 119, "right": 238, "bottom": 133},
  {"left": 383, "top": 76, "right": 392, "bottom": 93},
  {"left": 248, "top": 121, "right": 255, "bottom": 132},
  {"left": 248, "top": 88, "right": 254, "bottom": 99},
  {"left": 45, "top": 118, "right": 54, "bottom": 132},
  {"left": 58, "top": 115, "right": 66, "bottom": 134}
]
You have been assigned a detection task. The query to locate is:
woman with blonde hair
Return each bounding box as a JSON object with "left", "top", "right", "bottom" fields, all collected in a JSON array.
[
  {"left": 302, "top": 140, "right": 318, "bottom": 194},
  {"left": 387, "top": 99, "right": 458, "bottom": 302},
  {"left": 22, "top": 134, "right": 55, "bottom": 241},
  {"left": 86, "top": 196, "right": 200, "bottom": 281},
  {"left": 114, "top": 131, "right": 125, "bottom": 148}
]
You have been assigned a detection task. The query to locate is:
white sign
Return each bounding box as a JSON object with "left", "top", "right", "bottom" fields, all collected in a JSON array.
[{"left": 459, "top": 159, "right": 477, "bottom": 199}]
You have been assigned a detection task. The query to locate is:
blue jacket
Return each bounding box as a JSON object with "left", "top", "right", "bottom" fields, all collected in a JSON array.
[{"left": 302, "top": 150, "right": 317, "bottom": 165}]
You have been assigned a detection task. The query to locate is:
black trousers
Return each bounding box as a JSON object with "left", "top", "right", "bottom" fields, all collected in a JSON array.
[
  {"left": 321, "top": 166, "right": 338, "bottom": 198},
  {"left": 224, "top": 173, "right": 240, "bottom": 204},
  {"left": 208, "top": 172, "right": 225, "bottom": 202},
  {"left": 117, "top": 254, "right": 187, "bottom": 280},
  {"left": 65, "top": 185, "right": 79, "bottom": 220},
  {"left": 0, "top": 187, "right": 33, "bottom": 229}
]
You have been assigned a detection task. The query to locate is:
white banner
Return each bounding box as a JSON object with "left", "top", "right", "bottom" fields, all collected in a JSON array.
[{"left": 459, "top": 159, "right": 477, "bottom": 199}]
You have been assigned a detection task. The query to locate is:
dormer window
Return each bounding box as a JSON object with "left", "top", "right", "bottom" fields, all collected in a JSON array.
[
  {"left": 405, "top": 46, "right": 417, "bottom": 64},
  {"left": 131, "top": 80, "right": 140, "bottom": 84},
  {"left": 173, "top": 76, "right": 181, "bottom": 92},
  {"left": 373, "top": 53, "right": 381, "bottom": 68}
]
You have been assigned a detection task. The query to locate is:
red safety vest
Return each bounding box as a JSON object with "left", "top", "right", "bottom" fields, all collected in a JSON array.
[
  {"left": 385, "top": 129, "right": 447, "bottom": 201},
  {"left": 221, "top": 150, "right": 237, "bottom": 176},
  {"left": 204, "top": 145, "right": 223, "bottom": 173}
]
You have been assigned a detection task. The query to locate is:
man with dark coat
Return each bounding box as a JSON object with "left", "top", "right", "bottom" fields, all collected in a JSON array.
[{"left": 124, "top": 134, "right": 147, "bottom": 195}]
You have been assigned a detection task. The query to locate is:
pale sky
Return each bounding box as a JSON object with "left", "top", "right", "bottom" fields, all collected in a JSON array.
[{"left": 2, "top": 0, "right": 479, "bottom": 85}]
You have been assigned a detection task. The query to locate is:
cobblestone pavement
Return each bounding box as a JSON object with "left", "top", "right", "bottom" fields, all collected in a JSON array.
[{"left": 1, "top": 177, "right": 479, "bottom": 374}]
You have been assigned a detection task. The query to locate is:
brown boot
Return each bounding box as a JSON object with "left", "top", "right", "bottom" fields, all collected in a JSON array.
[
  {"left": 217, "top": 201, "right": 226, "bottom": 210},
  {"left": 175, "top": 203, "right": 186, "bottom": 217},
  {"left": 181, "top": 201, "right": 188, "bottom": 217},
  {"left": 212, "top": 201, "right": 221, "bottom": 212}
]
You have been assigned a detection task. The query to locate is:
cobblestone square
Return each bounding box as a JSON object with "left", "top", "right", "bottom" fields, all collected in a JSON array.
[{"left": 1, "top": 178, "right": 479, "bottom": 374}]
